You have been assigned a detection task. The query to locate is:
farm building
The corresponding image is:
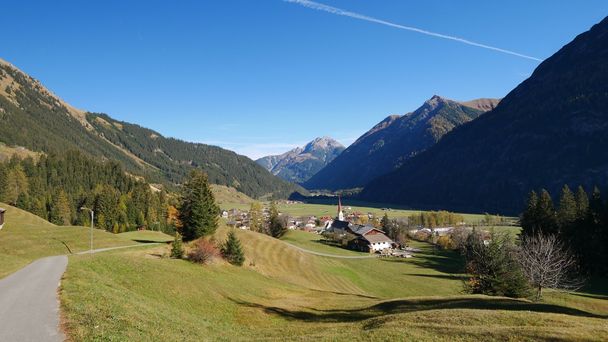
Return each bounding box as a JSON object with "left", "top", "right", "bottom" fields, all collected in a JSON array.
[
  {"left": 0, "top": 207, "right": 5, "bottom": 230},
  {"left": 325, "top": 199, "right": 394, "bottom": 253}
]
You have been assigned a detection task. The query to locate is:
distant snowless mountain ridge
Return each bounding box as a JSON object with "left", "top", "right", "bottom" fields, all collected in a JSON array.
[{"left": 256, "top": 137, "right": 345, "bottom": 184}]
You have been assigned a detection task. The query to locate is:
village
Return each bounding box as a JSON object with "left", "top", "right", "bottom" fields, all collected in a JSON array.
[{"left": 219, "top": 199, "right": 510, "bottom": 258}]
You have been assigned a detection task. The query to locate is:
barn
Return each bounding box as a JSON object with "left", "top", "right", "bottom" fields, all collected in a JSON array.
[{"left": 0, "top": 208, "right": 6, "bottom": 230}]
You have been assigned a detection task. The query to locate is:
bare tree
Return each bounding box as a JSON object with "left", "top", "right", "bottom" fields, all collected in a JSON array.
[{"left": 518, "top": 234, "right": 582, "bottom": 301}]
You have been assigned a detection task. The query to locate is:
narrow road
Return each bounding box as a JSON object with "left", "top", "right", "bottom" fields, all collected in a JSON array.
[
  {"left": 282, "top": 241, "right": 377, "bottom": 259},
  {"left": 0, "top": 244, "right": 158, "bottom": 342}
]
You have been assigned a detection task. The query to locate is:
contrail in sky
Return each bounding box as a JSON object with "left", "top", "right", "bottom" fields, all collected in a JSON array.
[{"left": 284, "top": 0, "right": 543, "bottom": 62}]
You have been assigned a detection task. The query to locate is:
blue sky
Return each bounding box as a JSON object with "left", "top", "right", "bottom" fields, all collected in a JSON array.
[{"left": 3, "top": 1, "right": 607, "bottom": 159}]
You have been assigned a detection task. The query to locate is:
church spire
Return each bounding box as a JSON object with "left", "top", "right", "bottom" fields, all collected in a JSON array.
[{"left": 337, "top": 195, "right": 344, "bottom": 221}]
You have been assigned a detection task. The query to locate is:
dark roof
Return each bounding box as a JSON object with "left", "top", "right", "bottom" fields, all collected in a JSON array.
[
  {"left": 362, "top": 234, "right": 393, "bottom": 244},
  {"left": 350, "top": 225, "right": 376, "bottom": 236},
  {"left": 330, "top": 220, "right": 350, "bottom": 229}
]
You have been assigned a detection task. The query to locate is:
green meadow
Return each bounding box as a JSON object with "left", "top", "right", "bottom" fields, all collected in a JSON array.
[
  {"left": 60, "top": 227, "right": 608, "bottom": 341},
  {"left": 0, "top": 203, "right": 139, "bottom": 278}
]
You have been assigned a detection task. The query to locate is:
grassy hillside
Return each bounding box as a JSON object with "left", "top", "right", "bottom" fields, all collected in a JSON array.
[
  {"left": 60, "top": 227, "right": 607, "bottom": 341},
  {"left": 211, "top": 184, "right": 255, "bottom": 209},
  {"left": 0, "top": 203, "right": 138, "bottom": 278}
]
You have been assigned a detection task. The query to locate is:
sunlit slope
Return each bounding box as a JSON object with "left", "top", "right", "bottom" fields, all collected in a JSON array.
[
  {"left": 0, "top": 202, "right": 136, "bottom": 278},
  {"left": 61, "top": 227, "right": 608, "bottom": 341}
]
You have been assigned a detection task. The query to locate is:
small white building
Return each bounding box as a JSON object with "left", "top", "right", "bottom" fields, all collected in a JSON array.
[{"left": 0, "top": 207, "right": 5, "bottom": 230}]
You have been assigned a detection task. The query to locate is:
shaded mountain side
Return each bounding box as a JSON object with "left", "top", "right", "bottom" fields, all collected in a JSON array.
[
  {"left": 361, "top": 16, "right": 608, "bottom": 214},
  {"left": 304, "top": 96, "right": 497, "bottom": 191},
  {"left": 256, "top": 137, "right": 345, "bottom": 183},
  {"left": 0, "top": 58, "right": 304, "bottom": 199}
]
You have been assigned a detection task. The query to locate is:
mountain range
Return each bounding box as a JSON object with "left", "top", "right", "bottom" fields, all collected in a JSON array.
[
  {"left": 361, "top": 16, "right": 608, "bottom": 214},
  {"left": 256, "top": 137, "right": 345, "bottom": 183},
  {"left": 0, "top": 58, "right": 304, "bottom": 199},
  {"left": 303, "top": 96, "right": 499, "bottom": 190}
]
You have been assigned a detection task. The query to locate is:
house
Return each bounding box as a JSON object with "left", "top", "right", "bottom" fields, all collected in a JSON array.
[
  {"left": 221, "top": 210, "right": 229, "bottom": 219},
  {"left": 0, "top": 207, "right": 5, "bottom": 230},
  {"left": 325, "top": 198, "right": 394, "bottom": 253},
  {"left": 346, "top": 225, "right": 394, "bottom": 252}
]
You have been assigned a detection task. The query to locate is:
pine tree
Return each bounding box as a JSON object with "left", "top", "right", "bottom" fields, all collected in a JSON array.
[
  {"left": 575, "top": 186, "right": 589, "bottom": 220},
  {"left": 268, "top": 201, "right": 287, "bottom": 238},
  {"left": 221, "top": 230, "right": 245, "bottom": 266},
  {"left": 171, "top": 233, "right": 184, "bottom": 259},
  {"left": 557, "top": 185, "right": 577, "bottom": 231},
  {"left": 537, "top": 189, "right": 558, "bottom": 235},
  {"left": 380, "top": 213, "right": 390, "bottom": 233},
  {"left": 49, "top": 190, "right": 71, "bottom": 225},
  {"left": 178, "top": 170, "right": 219, "bottom": 241},
  {"left": 520, "top": 191, "right": 539, "bottom": 236},
  {"left": 249, "top": 202, "right": 264, "bottom": 233},
  {"left": 4, "top": 165, "right": 29, "bottom": 205}
]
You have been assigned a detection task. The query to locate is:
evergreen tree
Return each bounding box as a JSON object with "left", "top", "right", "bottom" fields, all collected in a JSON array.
[
  {"left": 557, "top": 185, "right": 577, "bottom": 231},
  {"left": 136, "top": 211, "right": 146, "bottom": 228},
  {"left": 178, "top": 170, "right": 219, "bottom": 241},
  {"left": 49, "top": 190, "right": 71, "bottom": 225},
  {"left": 463, "top": 231, "right": 530, "bottom": 298},
  {"left": 4, "top": 165, "right": 29, "bottom": 205},
  {"left": 575, "top": 186, "right": 589, "bottom": 220},
  {"left": 268, "top": 201, "right": 287, "bottom": 238},
  {"left": 171, "top": 232, "right": 184, "bottom": 259},
  {"left": 537, "top": 189, "right": 558, "bottom": 235},
  {"left": 380, "top": 213, "right": 390, "bottom": 233},
  {"left": 248, "top": 202, "right": 264, "bottom": 233},
  {"left": 520, "top": 191, "right": 539, "bottom": 236},
  {"left": 221, "top": 230, "right": 245, "bottom": 266}
]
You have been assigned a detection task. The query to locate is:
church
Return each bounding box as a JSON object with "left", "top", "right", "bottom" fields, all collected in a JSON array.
[{"left": 324, "top": 198, "right": 394, "bottom": 253}]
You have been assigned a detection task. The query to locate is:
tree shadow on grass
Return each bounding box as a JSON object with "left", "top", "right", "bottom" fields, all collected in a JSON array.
[
  {"left": 130, "top": 239, "right": 170, "bottom": 244},
  {"left": 402, "top": 273, "right": 468, "bottom": 281},
  {"left": 577, "top": 277, "right": 608, "bottom": 299},
  {"left": 384, "top": 252, "right": 465, "bottom": 274},
  {"left": 308, "top": 288, "right": 380, "bottom": 300},
  {"left": 228, "top": 296, "right": 607, "bottom": 324}
]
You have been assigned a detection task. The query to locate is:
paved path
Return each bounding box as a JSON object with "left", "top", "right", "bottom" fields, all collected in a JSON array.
[
  {"left": 282, "top": 241, "right": 377, "bottom": 259},
  {"left": 0, "top": 244, "right": 158, "bottom": 341},
  {"left": 0, "top": 255, "right": 67, "bottom": 342}
]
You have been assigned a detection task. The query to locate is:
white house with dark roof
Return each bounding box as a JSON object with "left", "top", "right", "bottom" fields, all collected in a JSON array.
[{"left": 324, "top": 198, "right": 394, "bottom": 253}]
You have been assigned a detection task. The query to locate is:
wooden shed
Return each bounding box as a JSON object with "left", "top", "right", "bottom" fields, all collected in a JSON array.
[{"left": 0, "top": 208, "right": 6, "bottom": 229}]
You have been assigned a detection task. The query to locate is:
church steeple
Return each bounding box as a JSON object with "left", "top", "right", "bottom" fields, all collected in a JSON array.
[{"left": 337, "top": 195, "right": 344, "bottom": 221}]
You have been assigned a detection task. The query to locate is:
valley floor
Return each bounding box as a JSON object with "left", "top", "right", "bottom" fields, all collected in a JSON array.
[{"left": 60, "top": 228, "right": 608, "bottom": 341}]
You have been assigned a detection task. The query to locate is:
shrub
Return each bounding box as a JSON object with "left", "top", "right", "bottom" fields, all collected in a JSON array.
[
  {"left": 171, "top": 233, "right": 184, "bottom": 259},
  {"left": 188, "top": 239, "right": 219, "bottom": 264},
  {"left": 221, "top": 230, "right": 245, "bottom": 266},
  {"left": 436, "top": 235, "right": 453, "bottom": 250},
  {"left": 414, "top": 230, "right": 431, "bottom": 242}
]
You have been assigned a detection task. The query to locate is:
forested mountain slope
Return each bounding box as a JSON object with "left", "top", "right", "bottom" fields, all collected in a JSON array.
[
  {"left": 0, "top": 59, "right": 303, "bottom": 199},
  {"left": 362, "top": 16, "right": 608, "bottom": 214},
  {"left": 304, "top": 96, "right": 498, "bottom": 190}
]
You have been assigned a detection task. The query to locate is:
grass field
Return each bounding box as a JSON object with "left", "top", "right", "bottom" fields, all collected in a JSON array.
[
  {"left": 0, "top": 203, "right": 139, "bottom": 279},
  {"left": 118, "top": 230, "right": 174, "bottom": 243},
  {"left": 212, "top": 184, "right": 254, "bottom": 211},
  {"left": 218, "top": 200, "right": 516, "bottom": 226},
  {"left": 280, "top": 229, "right": 369, "bottom": 256},
  {"left": 60, "top": 226, "right": 608, "bottom": 341}
]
